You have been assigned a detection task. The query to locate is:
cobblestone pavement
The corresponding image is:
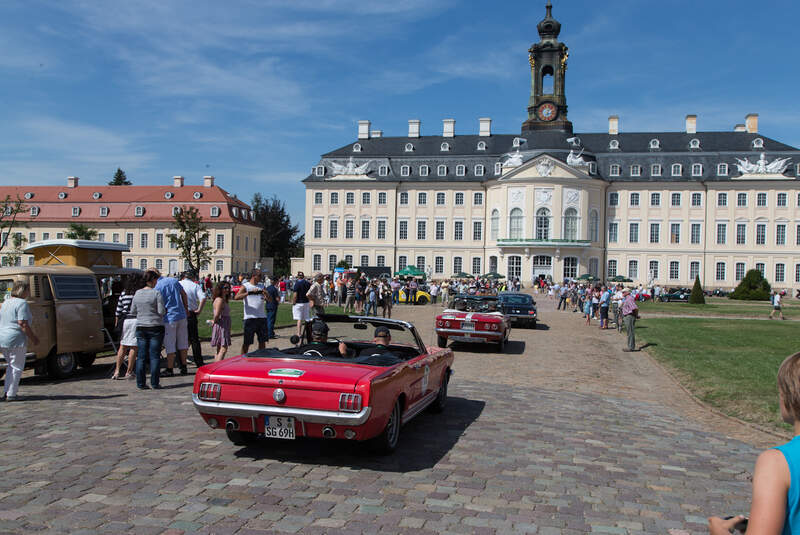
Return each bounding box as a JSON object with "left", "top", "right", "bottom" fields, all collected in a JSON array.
[{"left": 0, "top": 296, "right": 765, "bottom": 534}]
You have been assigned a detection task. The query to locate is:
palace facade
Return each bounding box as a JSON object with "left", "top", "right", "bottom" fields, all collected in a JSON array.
[
  {"left": 301, "top": 4, "right": 800, "bottom": 290},
  {"left": 2, "top": 175, "right": 262, "bottom": 275}
]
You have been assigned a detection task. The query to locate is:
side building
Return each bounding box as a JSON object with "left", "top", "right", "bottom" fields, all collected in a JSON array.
[
  {"left": 300, "top": 4, "right": 800, "bottom": 291},
  {"left": 2, "top": 175, "right": 262, "bottom": 276}
]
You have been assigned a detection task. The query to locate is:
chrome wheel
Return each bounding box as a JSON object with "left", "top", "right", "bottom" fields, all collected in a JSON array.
[
  {"left": 48, "top": 352, "right": 76, "bottom": 379},
  {"left": 375, "top": 399, "right": 401, "bottom": 454}
]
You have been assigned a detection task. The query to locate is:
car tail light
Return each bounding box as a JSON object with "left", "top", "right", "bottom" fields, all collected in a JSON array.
[
  {"left": 445, "top": 321, "right": 450, "bottom": 328},
  {"left": 437, "top": 320, "right": 443, "bottom": 327},
  {"left": 492, "top": 324, "right": 498, "bottom": 331},
  {"left": 528, "top": 310, "right": 535, "bottom": 315},
  {"left": 198, "top": 382, "right": 221, "bottom": 401},
  {"left": 339, "top": 393, "right": 362, "bottom": 412}
]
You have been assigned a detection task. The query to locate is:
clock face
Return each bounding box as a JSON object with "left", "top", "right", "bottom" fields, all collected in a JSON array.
[{"left": 537, "top": 102, "right": 557, "bottom": 121}]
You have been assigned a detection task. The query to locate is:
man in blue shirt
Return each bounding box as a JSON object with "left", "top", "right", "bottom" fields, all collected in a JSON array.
[
  {"left": 264, "top": 276, "right": 280, "bottom": 340},
  {"left": 153, "top": 271, "right": 189, "bottom": 376},
  {"left": 292, "top": 272, "right": 312, "bottom": 339}
]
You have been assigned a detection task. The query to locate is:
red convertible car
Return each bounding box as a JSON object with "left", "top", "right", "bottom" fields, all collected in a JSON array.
[
  {"left": 436, "top": 294, "right": 511, "bottom": 352},
  {"left": 192, "top": 314, "right": 453, "bottom": 453}
]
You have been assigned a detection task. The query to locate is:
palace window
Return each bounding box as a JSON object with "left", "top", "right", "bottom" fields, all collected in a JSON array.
[
  {"left": 630, "top": 165, "right": 641, "bottom": 177},
  {"left": 689, "top": 138, "right": 700, "bottom": 149},
  {"left": 398, "top": 256, "right": 407, "bottom": 270},
  {"left": 344, "top": 255, "right": 353, "bottom": 267},
  {"left": 72, "top": 207, "right": 80, "bottom": 217},
  {"left": 405, "top": 143, "right": 414, "bottom": 152},
  {"left": 477, "top": 141, "right": 486, "bottom": 151},
  {"left": 669, "top": 261, "right": 680, "bottom": 280},
  {"left": 435, "top": 256, "right": 444, "bottom": 274},
  {"left": 127, "top": 233, "right": 135, "bottom": 248},
  {"left": 563, "top": 257, "right": 578, "bottom": 279},
  {"left": 416, "top": 256, "right": 425, "bottom": 270},
  {"left": 691, "top": 223, "right": 701, "bottom": 244},
  {"left": 361, "top": 219, "right": 370, "bottom": 240},
  {"left": 609, "top": 139, "right": 619, "bottom": 150},
  {"left": 691, "top": 192, "right": 702, "bottom": 207},
  {"left": 691, "top": 163, "right": 702, "bottom": 177},
  {"left": 314, "top": 192, "right": 323, "bottom": 204},
  {"left": 495, "top": 162, "right": 502, "bottom": 175},
  {"left": 737, "top": 193, "right": 747, "bottom": 207},
  {"left": 608, "top": 222, "right": 618, "bottom": 243},
  {"left": 563, "top": 208, "right": 578, "bottom": 240},
  {"left": 332, "top": 219, "right": 341, "bottom": 239},
  {"left": 474, "top": 165, "right": 485, "bottom": 176},
  {"left": 588, "top": 162, "right": 597, "bottom": 175},
  {"left": 757, "top": 192, "right": 767, "bottom": 207},
  {"left": 352, "top": 143, "right": 361, "bottom": 152},
  {"left": 628, "top": 260, "right": 638, "bottom": 279},
  {"left": 716, "top": 223, "right": 726, "bottom": 245},
  {"left": 589, "top": 210, "right": 599, "bottom": 241},
  {"left": 329, "top": 255, "right": 338, "bottom": 272},
  {"left": 736, "top": 223, "right": 746, "bottom": 244},
  {"left": 455, "top": 192, "right": 464, "bottom": 205},
  {"left": 776, "top": 263, "right": 785, "bottom": 283},
  {"left": 30, "top": 206, "right": 39, "bottom": 217},
  {"left": 671, "top": 164, "right": 682, "bottom": 176},
  {"left": 401, "top": 165, "right": 410, "bottom": 177},
  {"left": 509, "top": 208, "right": 524, "bottom": 240},
  {"left": 649, "top": 222, "right": 660, "bottom": 243},
  {"left": 346, "top": 192, "right": 355, "bottom": 204},
  {"left": 778, "top": 192, "right": 787, "bottom": 207},
  {"left": 650, "top": 192, "right": 661, "bottom": 206},
  {"left": 419, "top": 165, "right": 429, "bottom": 177},
  {"left": 609, "top": 192, "right": 619, "bottom": 206},
  {"left": 436, "top": 192, "right": 445, "bottom": 205},
  {"left": 473, "top": 220, "right": 482, "bottom": 241},
  {"left": 690, "top": 261, "right": 700, "bottom": 281},
  {"left": 649, "top": 260, "right": 660, "bottom": 280},
  {"left": 379, "top": 165, "right": 388, "bottom": 177},
  {"left": 609, "top": 164, "right": 620, "bottom": 177},
  {"left": 649, "top": 139, "right": 660, "bottom": 150},
  {"left": 378, "top": 192, "right": 387, "bottom": 205},
  {"left": 756, "top": 263, "right": 765, "bottom": 276},
  {"left": 377, "top": 255, "right": 385, "bottom": 267},
  {"left": 473, "top": 192, "right": 483, "bottom": 205},
  {"left": 630, "top": 193, "right": 639, "bottom": 206},
  {"left": 435, "top": 220, "right": 445, "bottom": 240},
  {"left": 416, "top": 220, "right": 426, "bottom": 240},
  {"left": 715, "top": 262, "right": 726, "bottom": 281},
  {"left": 753, "top": 138, "right": 764, "bottom": 149},
  {"left": 454, "top": 221, "right": 464, "bottom": 240},
  {"left": 717, "top": 192, "right": 727, "bottom": 207},
  {"left": 717, "top": 163, "right": 728, "bottom": 176},
  {"left": 440, "top": 142, "right": 450, "bottom": 152},
  {"left": 100, "top": 206, "right": 109, "bottom": 217},
  {"left": 735, "top": 263, "right": 745, "bottom": 281},
  {"left": 490, "top": 210, "right": 499, "bottom": 240},
  {"left": 756, "top": 223, "right": 766, "bottom": 244},
  {"left": 399, "top": 192, "right": 409, "bottom": 205},
  {"left": 777, "top": 224, "right": 786, "bottom": 245},
  {"left": 377, "top": 219, "right": 386, "bottom": 240},
  {"left": 453, "top": 256, "right": 463, "bottom": 274},
  {"left": 418, "top": 192, "right": 427, "bottom": 205},
  {"left": 140, "top": 259, "right": 147, "bottom": 270},
  {"left": 671, "top": 193, "right": 681, "bottom": 206},
  {"left": 313, "top": 220, "right": 322, "bottom": 239},
  {"left": 472, "top": 257, "right": 481, "bottom": 275},
  {"left": 629, "top": 222, "right": 639, "bottom": 243},
  {"left": 330, "top": 192, "right": 339, "bottom": 205},
  {"left": 535, "top": 208, "right": 550, "bottom": 240},
  {"left": 362, "top": 192, "right": 371, "bottom": 205},
  {"left": 135, "top": 206, "right": 144, "bottom": 217},
  {"left": 670, "top": 223, "right": 680, "bottom": 244},
  {"left": 651, "top": 164, "right": 662, "bottom": 177},
  {"left": 455, "top": 165, "right": 465, "bottom": 176},
  {"left": 398, "top": 220, "right": 408, "bottom": 240},
  {"left": 607, "top": 260, "right": 618, "bottom": 278}
]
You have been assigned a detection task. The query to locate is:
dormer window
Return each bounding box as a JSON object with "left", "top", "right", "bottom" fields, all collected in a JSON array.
[
  {"left": 135, "top": 206, "right": 144, "bottom": 217},
  {"left": 689, "top": 138, "right": 701, "bottom": 149},
  {"left": 378, "top": 165, "right": 388, "bottom": 176},
  {"left": 609, "top": 139, "right": 619, "bottom": 150},
  {"left": 587, "top": 162, "right": 597, "bottom": 175},
  {"left": 474, "top": 164, "right": 485, "bottom": 177},
  {"left": 400, "top": 165, "right": 410, "bottom": 177},
  {"left": 30, "top": 206, "right": 39, "bottom": 217},
  {"left": 100, "top": 206, "right": 109, "bottom": 217},
  {"left": 455, "top": 165, "right": 465, "bottom": 177},
  {"left": 752, "top": 138, "right": 764, "bottom": 149},
  {"left": 92, "top": 192, "right": 102, "bottom": 200},
  {"left": 649, "top": 139, "right": 660, "bottom": 150},
  {"left": 71, "top": 207, "right": 81, "bottom": 217},
  {"left": 651, "top": 164, "right": 662, "bottom": 176},
  {"left": 164, "top": 191, "right": 174, "bottom": 199},
  {"left": 352, "top": 143, "right": 362, "bottom": 152},
  {"left": 494, "top": 162, "right": 502, "bottom": 175},
  {"left": 232, "top": 207, "right": 239, "bottom": 217},
  {"left": 691, "top": 163, "right": 703, "bottom": 177},
  {"left": 671, "top": 163, "right": 682, "bottom": 177},
  {"left": 717, "top": 163, "right": 728, "bottom": 176},
  {"left": 210, "top": 206, "right": 220, "bottom": 217},
  {"left": 193, "top": 191, "right": 202, "bottom": 199},
  {"left": 419, "top": 165, "right": 429, "bottom": 177},
  {"left": 314, "top": 166, "right": 325, "bottom": 177},
  {"left": 250, "top": 210, "right": 255, "bottom": 220},
  {"left": 58, "top": 192, "right": 67, "bottom": 200},
  {"left": 438, "top": 165, "right": 447, "bottom": 176},
  {"left": 630, "top": 165, "right": 641, "bottom": 177},
  {"left": 23, "top": 192, "right": 33, "bottom": 200},
  {"left": 172, "top": 206, "right": 181, "bottom": 216},
  {"left": 609, "top": 164, "right": 621, "bottom": 176},
  {"left": 404, "top": 143, "right": 414, "bottom": 152},
  {"left": 477, "top": 141, "right": 486, "bottom": 151},
  {"left": 440, "top": 142, "right": 450, "bottom": 152}
]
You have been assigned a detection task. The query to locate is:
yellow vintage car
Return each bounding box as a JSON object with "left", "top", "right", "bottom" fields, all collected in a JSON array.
[{"left": 398, "top": 288, "right": 432, "bottom": 305}]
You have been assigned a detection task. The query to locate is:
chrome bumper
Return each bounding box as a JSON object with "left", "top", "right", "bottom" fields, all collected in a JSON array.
[
  {"left": 435, "top": 328, "right": 502, "bottom": 340},
  {"left": 191, "top": 394, "right": 372, "bottom": 426}
]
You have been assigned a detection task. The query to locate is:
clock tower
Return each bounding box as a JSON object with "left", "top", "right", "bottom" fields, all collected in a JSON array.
[{"left": 521, "top": 2, "right": 573, "bottom": 134}]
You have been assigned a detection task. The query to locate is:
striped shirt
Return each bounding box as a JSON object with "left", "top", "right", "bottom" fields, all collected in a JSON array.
[{"left": 115, "top": 292, "right": 135, "bottom": 319}]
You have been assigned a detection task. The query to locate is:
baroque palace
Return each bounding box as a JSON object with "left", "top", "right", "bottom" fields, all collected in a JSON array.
[
  {"left": 302, "top": 3, "right": 800, "bottom": 289},
  {"left": 3, "top": 175, "right": 261, "bottom": 275}
]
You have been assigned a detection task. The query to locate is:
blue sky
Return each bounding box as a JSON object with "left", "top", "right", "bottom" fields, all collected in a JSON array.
[{"left": 2, "top": 0, "right": 799, "bottom": 232}]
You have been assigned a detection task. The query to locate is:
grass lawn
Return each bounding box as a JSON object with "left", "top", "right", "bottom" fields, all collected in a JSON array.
[
  {"left": 197, "top": 301, "right": 345, "bottom": 339},
  {"left": 638, "top": 298, "right": 799, "bottom": 319},
  {"left": 636, "top": 317, "right": 799, "bottom": 431}
]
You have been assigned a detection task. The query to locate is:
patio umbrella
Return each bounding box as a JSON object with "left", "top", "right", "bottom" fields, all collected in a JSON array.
[
  {"left": 453, "top": 271, "right": 473, "bottom": 279},
  {"left": 609, "top": 275, "right": 633, "bottom": 283},
  {"left": 481, "top": 271, "right": 505, "bottom": 279},
  {"left": 394, "top": 266, "right": 425, "bottom": 278},
  {"left": 576, "top": 274, "right": 598, "bottom": 282}
]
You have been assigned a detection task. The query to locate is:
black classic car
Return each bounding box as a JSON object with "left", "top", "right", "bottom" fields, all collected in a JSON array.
[
  {"left": 497, "top": 292, "right": 537, "bottom": 328},
  {"left": 659, "top": 288, "right": 691, "bottom": 302}
]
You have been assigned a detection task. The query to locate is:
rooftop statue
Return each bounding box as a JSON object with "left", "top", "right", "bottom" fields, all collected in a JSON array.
[
  {"left": 503, "top": 149, "right": 524, "bottom": 168},
  {"left": 735, "top": 153, "right": 792, "bottom": 175},
  {"left": 329, "top": 157, "right": 371, "bottom": 176},
  {"left": 566, "top": 148, "right": 587, "bottom": 167}
]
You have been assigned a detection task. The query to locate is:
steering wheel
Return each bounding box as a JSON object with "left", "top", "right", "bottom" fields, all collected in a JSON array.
[{"left": 302, "top": 349, "right": 323, "bottom": 357}]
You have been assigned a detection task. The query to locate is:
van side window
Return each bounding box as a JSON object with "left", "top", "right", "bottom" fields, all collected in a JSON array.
[
  {"left": 51, "top": 275, "right": 98, "bottom": 300},
  {"left": 0, "top": 280, "right": 13, "bottom": 302},
  {"left": 41, "top": 276, "right": 53, "bottom": 301}
]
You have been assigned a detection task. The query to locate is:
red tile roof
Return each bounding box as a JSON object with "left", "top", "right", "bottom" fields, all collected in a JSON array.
[{"left": 1, "top": 183, "right": 260, "bottom": 226}]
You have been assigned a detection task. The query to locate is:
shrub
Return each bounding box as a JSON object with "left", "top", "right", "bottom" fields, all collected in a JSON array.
[
  {"left": 730, "top": 269, "right": 772, "bottom": 301},
  {"left": 688, "top": 275, "right": 705, "bottom": 304}
]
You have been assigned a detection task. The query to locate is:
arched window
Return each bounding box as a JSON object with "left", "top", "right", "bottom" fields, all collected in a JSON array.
[
  {"left": 753, "top": 138, "right": 764, "bottom": 149},
  {"left": 689, "top": 138, "right": 700, "bottom": 149},
  {"left": 404, "top": 143, "right": 414, "bottom": 152},
  {"left": 353, "top": 143, "right": 362, "bottom": 152},
  {"left": 535, "top": 208, "right": 550, "bottom": 240},
  {"left": 477, "top": 141, "right": 486, "bottom": 151},
  {"left": 589, "top": 210, "right": 599, "bottom": 242},
  {"left": 440, "top": 142, "right": 450, "bottom": 151},
  {"left": 649, "top": 139, "right": 660, "bottom": 150},
  {"left": 490, "top": 209, "right": 500, "bottom": 240},
  {"left": 509, "top": 208, "right": 523, "bottom": 240},
  {"left": 563, "top": 207, "right": 578, "bottom": 240},
  {"left": 609, "top": 139, "right": 619, "bottom": 150}
]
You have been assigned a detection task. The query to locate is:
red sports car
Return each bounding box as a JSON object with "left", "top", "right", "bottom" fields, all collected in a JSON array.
[
  {"left": 192, "top": 314, "right": 454, "bottom": 453},
  {"left": 436, "top": 294, "right": 511, "bottom": 352}
]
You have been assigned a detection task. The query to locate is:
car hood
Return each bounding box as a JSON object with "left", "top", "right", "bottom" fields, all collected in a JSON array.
[{"left": 203, "top": 356, "right": 375, "bottom": 393}]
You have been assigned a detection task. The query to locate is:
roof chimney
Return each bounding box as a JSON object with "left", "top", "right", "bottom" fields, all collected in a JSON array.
[
  {"left": 370, "top": 130, "right": 383, "bottom": 138},
  {"left": 173, "top": 176, "right": 184, "bottom": 188},
  {"left": 685, "top": 114, "right": 697, "bottom": 134},
  {"left": 66, "top": 176, "right": 79, "bottom": 188},
  {"left": 408, "top": 119, "right": 420, "bottom": 138},
  {"left": 608, "top": 115, "right": 619, "bottom": 135},
  {"left": 479, "top": 117, "right": 492, "bottom": 137},
  {"left": 745, "top": 113, "right": 758, "bottom": 134},
  {"left": 734, "top": 124, "right": 746, "bottom": 132},
  {"left": 203, "top": 175, "right": 215, "bottom": 188},
  {"left": 442, "top": 119, "right": 455, "bottom": 138},
  {"left": 357, "top": 120, "right": 370, "bottom": 140}
]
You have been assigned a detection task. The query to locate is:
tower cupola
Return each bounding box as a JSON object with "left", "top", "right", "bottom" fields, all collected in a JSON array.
[{"left": 522, "top": 1, "right": 573, "bottom": 134}]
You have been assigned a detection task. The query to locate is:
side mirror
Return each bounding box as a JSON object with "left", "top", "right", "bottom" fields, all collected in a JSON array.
[{"left": 289, "top": 335, "right": 300, "bottom": 345}]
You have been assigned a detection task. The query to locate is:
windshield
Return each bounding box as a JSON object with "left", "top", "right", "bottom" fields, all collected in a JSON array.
[
  {"left": 452, "top": 296, "right": 499, "bottom": 312},
  {"left": 0, "top": 279, "right": 13, "bottom": 303},
  {"left": 326, "top": 319, "right": 420, "bottom": 349},
  {"left": 500, "top": 295, "right": 532, "bottom": 305}
]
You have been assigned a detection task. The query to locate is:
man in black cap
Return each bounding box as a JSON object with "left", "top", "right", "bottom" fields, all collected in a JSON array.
[
  {"left": 297, "top": 320, "right": 350, "bottom": 358},
  {"left": 358, "top": 326, "right": 397, "bottom": 359}
]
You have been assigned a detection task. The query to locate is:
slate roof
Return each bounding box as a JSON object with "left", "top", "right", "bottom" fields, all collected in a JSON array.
[{"left": 303, "top": 130, "right": 800, "bottom": 183}]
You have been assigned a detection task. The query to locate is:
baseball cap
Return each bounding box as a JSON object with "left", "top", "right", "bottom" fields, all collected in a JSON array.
[
  {"left": 374, "top": 326, "right": 391, "bottom": 338},
  {"left": 311, "top": 320, "right": 329, "bottom": 335}
]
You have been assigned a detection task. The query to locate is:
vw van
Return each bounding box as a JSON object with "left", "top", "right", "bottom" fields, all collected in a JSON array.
[{"left": 0, "top": 266, "right": 108, "bottom": 378}]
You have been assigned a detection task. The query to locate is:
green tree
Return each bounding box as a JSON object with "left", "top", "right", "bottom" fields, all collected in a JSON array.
[
  {"left": 0, "top": 195, "right": 26, "bottom": 254},
  {"left": 336, "top": 259, "right": 351, "bottom": 269},
  {"left": 168, "top": 206, "right": 213, "bottom": 275},
  {"left": 1, "top": 233, "right": 27, "bottom": 267},
  {"left": 688, "top": 275, "right": 705, "bottom": 304},
  {"left": 65, "top": 222, "right": 98, "bottom": 240},
  {"left": 251, "top": 194, "right": 303, "bottom": 276},
  {"left": 108, "top": 168, "right": 132, "bottom": 186},
  {"left": 730, "top": 269, "right": 772, "bottom": 301}
]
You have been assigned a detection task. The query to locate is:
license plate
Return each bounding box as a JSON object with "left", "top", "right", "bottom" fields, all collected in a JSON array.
[
  {"left": 264, "top": 416, "right": 295, "bottom": 439},
  {"left": 461, "top": 322, "right": 474, "bottom": 330}
]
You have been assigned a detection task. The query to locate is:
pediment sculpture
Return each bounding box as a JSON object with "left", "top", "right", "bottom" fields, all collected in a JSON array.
[
  {"left": 536, "top": 157, "right": 555, "bottom": 177},
  {"left": 735, "top": 153, "right": 791, "bottom": 175},
  {"left": 328, "top": 157, "right": 371, "bottom": 176}
]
